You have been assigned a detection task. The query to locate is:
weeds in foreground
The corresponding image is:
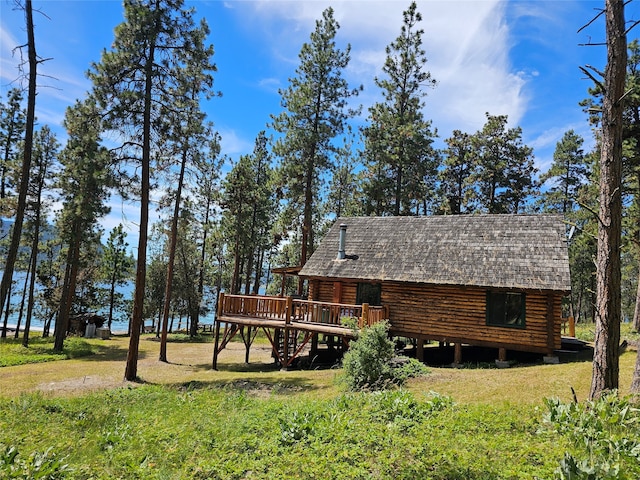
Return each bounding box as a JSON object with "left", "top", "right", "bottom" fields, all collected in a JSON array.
[
  {"left": 0, "top": 443, "right": 70, "bottom": 479},
  {"left": 1, "top": 385, "right": 563, "bottom": 479},
  {"left": 542, "top": 391, "right": 640, "bottom": 479}
]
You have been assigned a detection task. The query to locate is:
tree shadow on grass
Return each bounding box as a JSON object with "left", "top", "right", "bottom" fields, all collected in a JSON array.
[{"left": 71, "top": 342, "right": 146, "bottom": 363}]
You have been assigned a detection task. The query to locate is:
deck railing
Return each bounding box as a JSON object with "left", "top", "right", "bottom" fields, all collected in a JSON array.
[{"left": 217, "top": 293, "right": 388, "bottom": 329}]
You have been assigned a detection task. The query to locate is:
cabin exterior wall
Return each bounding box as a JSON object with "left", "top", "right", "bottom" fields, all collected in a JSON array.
[{"left": 308, "top": 278, "right": 563, "bottom": 354}]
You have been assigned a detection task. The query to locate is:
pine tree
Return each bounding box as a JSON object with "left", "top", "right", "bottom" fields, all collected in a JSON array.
[
  {"left": 22, "top": 126, "right": 58, "bottom": 346},
  {"left": 589, "top": 0, "right": 626, "bottom": 399},
  {"left": 0, "top": 0, "right": 38, "bottom": 334},
  {"left": 539, "top": 130, "right": 588, "bottom": 214},
  {"left": 191, "top": 134, "right": 222, "bottom": 321},
  {"left": 362, "top": 1, "right": 437, "bottom": 216},
  {"left": 53, "top": 99, "right": 112, "bottom": 351},
  {"left": 101, "top": 224, "right": 133, "bottom": 332},
  {"left": 471, "top": 113, "right": 538, "bottom": 213},
  {"left": 0, "top": 88, "right": 26, "bottom": 214},
  {"left": 159, "top": 80, "right": 218, "bottom": 357},
  {"left": 440, "top": 130, "right": 475, "bottom": 214},
  {"left": 220, "top": 134, "right": 276, "bottom": 297},
  {"left": 271, "top": 7, "right": 360, "bottom": 283},
  {"left": 327, "top": 132, "right": 362, "bottom": 218},
  {"left": 88, "top": 0, "right": 216, "bottom": 380}
]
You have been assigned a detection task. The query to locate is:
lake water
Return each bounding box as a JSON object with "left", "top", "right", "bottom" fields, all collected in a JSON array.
[{"left": 0, "top": 275, "right": 217, "bottom": 335}]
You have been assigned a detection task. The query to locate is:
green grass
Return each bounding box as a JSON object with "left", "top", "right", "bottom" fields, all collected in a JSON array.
[
  {"left": 573, "top": 321, "right": 640, "bottom": 344},
  {"left": 0, "top": 385, "right": 575, "bottom": 479},
  {"left": 0, "top": 337, "right": 96, "bottom": 367},
  {"left": 1, "top": 328, "right": 639, "bottom": 478}
]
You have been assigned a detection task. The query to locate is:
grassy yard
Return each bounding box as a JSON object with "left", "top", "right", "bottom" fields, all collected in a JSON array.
[
  {"left": 0, "top": 336, "right": 97, "bottom": 367},
  {"left": 0, "top": 330, "right": 639, "bottom": 479}
]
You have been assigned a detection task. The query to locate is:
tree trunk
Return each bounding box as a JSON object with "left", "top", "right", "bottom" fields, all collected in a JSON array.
[
  {"left": 18, "top": 154, "right": 45, "bottom": 344},
  {"left": 253, "top": 248, "right": 264, "bottom": 294},
  {"left": 159, "top": 146, "right": 187, "bottom": 362},
  {"left": 14, "top": 252, "right": 32, "bottom": 338},
  {"left": 394, "top": 164, "right": 402, "bottom": 216},
  {"left": 1, "top": 281, "right": 12, "bottom": 338},
  {"left": 54, "top": 221, "right": 81, "bottom": 352},
  {"left": 631, "top": 345, "right": 640, "bottom": 393},
  {"left": 107, "top": 271, "right": 116, "bottom": 332},
  {"left": 23, "top": 211, "right": 41, "bottom": 347},
  {"left": 0, "top": 0, "right": 37, "bottom": 328},
  {"left": 125, "top": 21, "right": 157, "bottom": 381},
  {"left": 196, "top": 195, "right": 211, "bottom": 324},
  {"left": 633, "top": 260, "right": 640, "bottom": 332},
  {"left": 299, "top": 159, "right": 313, "bottom": 295},
  {"left": 590, "top": 0, "right": 626, "bottom": 400}
]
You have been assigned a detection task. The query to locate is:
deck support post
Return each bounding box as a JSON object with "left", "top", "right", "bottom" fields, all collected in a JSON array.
[
  {"left": 498, "top": 347, "right": 507, "bottom": 362},
  {"left": 282, "top": 296, "right": 293, "bottom": 370},
  {"left": 212, "top": 292, "right": 225, "bottom": 370},
  {"left": 568, "top": 316, "right": 575, "bottom": 337},
  {"left": 495, "top": 347, "right": 510, "bottom": 368},
  {"left": 416, "top": 338, "right": 424, "bottom": 362},
  {"left": 240, "top": 326, "right": 255, "bottom": 364},
  {"left": 453, "top": 343, "right": 462, "bottom": 365}
]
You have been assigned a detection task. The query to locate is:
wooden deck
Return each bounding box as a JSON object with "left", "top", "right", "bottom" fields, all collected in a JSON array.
[{"left": 212, "top": 293, "right": 388, "bottom": 369}]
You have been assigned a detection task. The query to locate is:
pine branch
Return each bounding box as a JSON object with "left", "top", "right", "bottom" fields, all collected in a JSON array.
[{"left": 579, "top": 65, "right": 605, "bottom": 91}]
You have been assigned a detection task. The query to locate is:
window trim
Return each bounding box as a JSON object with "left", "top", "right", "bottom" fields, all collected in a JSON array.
[{"left": 485, "top": 290, "right": 526, "bottom": 329}]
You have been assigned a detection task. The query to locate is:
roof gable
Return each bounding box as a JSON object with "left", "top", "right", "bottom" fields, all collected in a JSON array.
[{"left": 298, "top": 214, "right": 571, "bottom": 292}]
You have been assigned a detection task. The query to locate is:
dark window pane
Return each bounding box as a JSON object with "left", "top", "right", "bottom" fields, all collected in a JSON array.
[
  {"left": 486, "top": 291, "right": 525, "bottom": 328},
  {"left": 356, "top": 283, "right": 381, "bottom": 306}
]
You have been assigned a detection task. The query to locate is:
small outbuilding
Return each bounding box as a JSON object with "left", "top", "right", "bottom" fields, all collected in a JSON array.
[{"left": 298, "top": 214, "right": 571, "bottom": 363}]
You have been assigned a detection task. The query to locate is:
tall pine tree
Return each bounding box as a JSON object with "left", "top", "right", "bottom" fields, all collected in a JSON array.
[
  {"left": 470, "top": 113, "right": 538, "bottom": 213},
  {"left": 88, "top": 0, "right": 216, "bottom": 380},
  {"left": 362, "top": 1, "right": 438, "bottom": 216},
  {"left": 53, "top": 99, "right": 112, "bottom": 351},
  {"left": 440, "top": 130, "right": 475, "bottom": 214},
  {"left": 271, "top": 7, "right": 360, "bottom": 286}
]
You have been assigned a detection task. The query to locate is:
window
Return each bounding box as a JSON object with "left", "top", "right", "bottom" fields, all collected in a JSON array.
[
  {"left": 356, "top": 283, "right": 381, "bottom": 306},
  {"left": 486, "top": 291, "right": 525, "bottom": 328}
]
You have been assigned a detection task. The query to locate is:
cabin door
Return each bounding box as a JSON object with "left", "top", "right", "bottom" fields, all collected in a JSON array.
[{"left": 332, "top": 282, "right": 343, "bottom": 303}]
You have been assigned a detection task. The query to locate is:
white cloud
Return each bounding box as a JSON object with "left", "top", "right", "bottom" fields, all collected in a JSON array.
[
  {"left": 257, "top": 77, "right": 281, "bottom": 93},
  {"left": 1, "top": 23, "right": 26, "bottom": 86},
  {"left": 241, "top": 1, "right": 526, "bottom": 140},
  {"left": 219, "top": 128, "right": 254, "bottom": 156}
]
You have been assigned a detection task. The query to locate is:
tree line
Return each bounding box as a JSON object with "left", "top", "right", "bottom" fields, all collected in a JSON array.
[{"left": 0, "top": 0, "right": 638, "bottom": 393}]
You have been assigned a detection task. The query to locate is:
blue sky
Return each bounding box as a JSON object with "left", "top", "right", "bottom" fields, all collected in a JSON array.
[{"left": 1, "top": 0, "right": 639, "bottom": 238}]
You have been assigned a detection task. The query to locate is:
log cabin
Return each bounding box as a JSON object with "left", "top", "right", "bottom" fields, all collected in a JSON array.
[{"left": 298, "top": 214, "right": 571, "bottom": 363}]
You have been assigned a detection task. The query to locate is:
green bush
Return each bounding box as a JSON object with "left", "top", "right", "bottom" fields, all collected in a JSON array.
[
  {"left": 342, "top": 321, "right": 395, "bottom": 390},
  {"left": 342, "top": 321, "right": 429, "bottom": 391}
]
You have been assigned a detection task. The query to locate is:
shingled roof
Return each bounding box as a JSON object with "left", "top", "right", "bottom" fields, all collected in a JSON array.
[{"left": 298, "top": 214, "right": 571, "bottom": 292}]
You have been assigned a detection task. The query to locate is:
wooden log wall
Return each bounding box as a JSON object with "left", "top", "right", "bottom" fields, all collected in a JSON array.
[
  {"left": 312, "top": 280, "right": 359, "bottom": 304},
  {"left": 310, "top": 279, "right": 563, "bottom": 354}
]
